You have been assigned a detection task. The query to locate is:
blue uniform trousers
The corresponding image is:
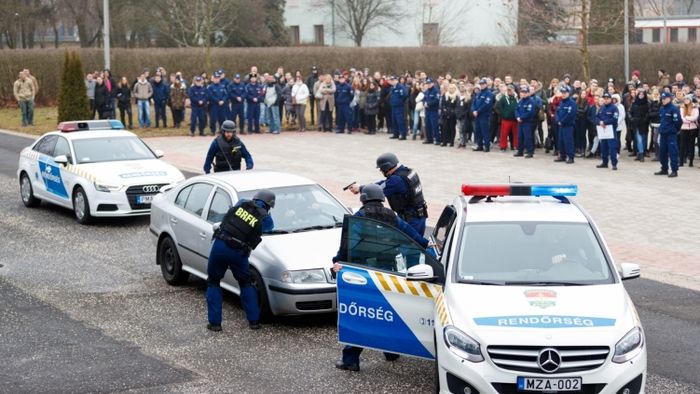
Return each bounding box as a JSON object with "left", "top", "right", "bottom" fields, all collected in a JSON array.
[
  {"left": 210, "top": 104, "right": 226, "bottom": 134},
  {"left": 230, "top": 103, "right": 245, "bottom": 132},
  {"left": 190, "top": 106, "right": 206, "bottom": 135},
  {"left": 425, "top": 111, "right": 439, "bottom": 143},
  {"left": 600, "top": 138, "right": 618, "bottom": 166},
  {"left": 558, "top": 125, "right": 575, "bottom": 159},
  {"left": 658, "top": 132, "right": 679, "bottom": 172},
  {"left": 391, "top": 108, "right": 407, "bottom": 138},
  {"left": 206, "top": 239, "right": 260, "bottom": 325},
  {"left": 518, "top": 122, "right": 534, "bottom": 154},
  {"left": 475, "top": 116, "right": 491, "bottom": 149},
  {"left": 247, "top": 102, "right": 260, "bottom": 133},
  {"left": 336, "top": 104, "right": 351, "bottom": 132}
]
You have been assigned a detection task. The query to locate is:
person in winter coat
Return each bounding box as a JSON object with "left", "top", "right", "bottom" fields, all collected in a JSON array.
[
  {"left": 455, "top": 87, "right": 471, "bottom": 149},
  {"left": 648, "top": 88, "right": 662, "bottom": 160},
  {"left": 169, "top": 75, "right": 187, "bottom": 129},
  {"left": 440, "top": 84, "right": 459, "bottom": 147},
  {"left": 629, "top": 90, "right": 650, "bottom": 162},
  {"left": 151, "top": 75, "right": 170, "bottom": 128},
  {"left": 679, "top": 95, "right": 699, "bottom": 167},
  {"left": 291, "top": 76, "right": 310, "bottom": 132},
  {"left": 575, "top": 92, "right": 590, "bottom": 156},
  {"left": 318, "top": 74, "right": 336, "bottom": 132},
  {"left": 133, "top": 73, "right": 153, "bottom": 128},
  {"left": 93, "top": 76, "right": 112, "bottom": 120},
  {"left": 364, "top": 82, "right": 380, "bottom": 134},
  {"left": 496, "top": 85, "right": 518, "bottom": 151},
  {"left": 115, "top": 76, "right": 133, "bottom": 128}
]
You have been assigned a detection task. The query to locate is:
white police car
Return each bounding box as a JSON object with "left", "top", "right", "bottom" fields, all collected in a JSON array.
[
  {"left": 17, "top": 120, "right": 185, "bottom": 224},
  {"left": 336, "top": 184, "right": 646, "bottom": 394}
]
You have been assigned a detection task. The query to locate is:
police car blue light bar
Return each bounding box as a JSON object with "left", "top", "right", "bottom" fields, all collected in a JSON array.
[
  {"left": 462, "top": 184, "right": 578, "bottom": 197},
  {"left": 58, "top": 120, "right": 125, "bottom": 132}
]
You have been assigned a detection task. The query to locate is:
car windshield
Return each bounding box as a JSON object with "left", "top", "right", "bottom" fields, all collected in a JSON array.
[
  {"left": 457, "top": 222, "right": 613, "bottom": 285},
  {"left": 238, "top": 184, "right": 348, "bottom": 233},
  {"left": 72, "top": 136, "right": 156, "bottom": 164}
]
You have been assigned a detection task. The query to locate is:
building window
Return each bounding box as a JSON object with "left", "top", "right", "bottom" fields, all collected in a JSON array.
[
  {"left": 689, "top": 28, "right": 697, "bottom": 43},
  {"left": 423, "top": 23, "right": 439, "bottom": 46},
  {"left": 290, "top": 25, "right": 300, "bottom": 45},
  {"left": 670, "top": 28, "right": 678, "bottom": 42},
  {"left": 314, "top": 25, "right": 324, "bottom": 45},
  {"left": 652, "top": 28, "right": 660, "bottom": 43}
]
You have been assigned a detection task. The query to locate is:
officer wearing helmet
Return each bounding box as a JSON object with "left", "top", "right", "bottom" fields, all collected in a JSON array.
[
  {"left": 332, "top": 183, "right": 431, "bottom": 371},
  {"left": 203, "top": 120, "right": 253, "bottom": 174},
  {"left": 349, "top": 153, "right": 428, "bottom": 235},
  {"left": 207, "top": 189, "right": 275, "bottom": 331}
]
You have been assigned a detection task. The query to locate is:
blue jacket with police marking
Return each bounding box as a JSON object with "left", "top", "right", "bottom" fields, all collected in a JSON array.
[
  {"left": 596, "top": 103, "right": 619, "bottom": 128},
  {"left": 389, "top": 83, "right": 408, "bottom": 110},
  {"left": 335, "top": 82, "right": 353, "bottom": 106},
  {"left": 658, "top": 103, "right": 682, "bottom": 134},
  {"left": 203, "top": 138, "right": 254, "bottom": 173},
  {"left": 227, "top": 82, "right": 246, "bottom": 104},
  {"left": 188, "top": 85, "right": 208, "bottom": 108},
  {"left": 424, "top": 86, "right": 440, "bottom": 112},
  {"left": 556, "top": 97, "right": 577, "bottom": 127},
  {"left": 516, "top": 96, "right": 536, "bottom": 122},
  {"left": 244, "top": 83, "right": 264, "bottom": 104},
  {"left": 207, "top": 82, "right": 228, "bottom": 105},
  {"left": 472, "top": 89, "right": 494, "bottom": 118}
]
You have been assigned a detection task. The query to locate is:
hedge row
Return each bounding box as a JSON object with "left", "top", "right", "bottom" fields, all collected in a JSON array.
[{"left": 1, "top": 44, "right": 699, "bottom": 106}]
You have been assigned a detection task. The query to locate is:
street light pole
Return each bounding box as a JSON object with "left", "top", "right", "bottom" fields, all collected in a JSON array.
[
  {"left": 624, "top": 0, "right": 629, "bottom": 83},
  {"left": 103, "top": 0, "right": 111, "bottom": 69}
]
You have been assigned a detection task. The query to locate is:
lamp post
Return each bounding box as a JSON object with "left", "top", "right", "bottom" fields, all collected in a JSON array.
[
  {"left": 103, "top": 0, "right": 111, "bottom": 69},
  {"left": 624, "top": 0, "right": 629, "bottom": 83}
]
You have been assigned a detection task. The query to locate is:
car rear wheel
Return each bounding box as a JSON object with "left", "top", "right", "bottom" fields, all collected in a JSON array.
[
  {"left": 250, "top": 268, "right": 272, "bottom": 321},
  {"left": 158, "top": 236, "right": 189, "bottom": 285},
  {"left": 19, "top": 173, "right": 41, "bottom": 208},
  {"left": 72, "top": 186, "right": 92, "bottom": 224}
]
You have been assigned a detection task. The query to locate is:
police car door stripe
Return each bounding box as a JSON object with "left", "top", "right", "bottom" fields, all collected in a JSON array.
[
  {"left": 389, "top": 275, "right": 406, "bottom": 294},
  {"left": 374, "top": 272, "right": 392, "bottom": 292},
  {"left": 420, "top": 282, "right": 434, "bottom": 299},
  {"left": 405, "top": 281, "right": 420, "bottom": 296}
]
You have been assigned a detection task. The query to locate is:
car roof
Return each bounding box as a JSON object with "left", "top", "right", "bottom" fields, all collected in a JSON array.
[
  {"left": 43, "top": 129, "right": 137, "bottom": 140},
  {"left": 193, "top": 170, "right": 317, "bottom": 192},
  {"left": 461, "top": 196, "right": 589, "bottom": 223}
]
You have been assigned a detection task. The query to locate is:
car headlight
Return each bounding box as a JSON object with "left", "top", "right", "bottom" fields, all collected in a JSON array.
[
  {"left": 94, "top": 182, "right": 122, "bottom": 192},
  {"left": 613, "top": 326, "right": 644, "bottom": 363},
  {"left": 443, "top": 326, "right": 484, "bottom": 362},
  {"left": 280, "top": 269, "right": 327, "bottom": 284}
]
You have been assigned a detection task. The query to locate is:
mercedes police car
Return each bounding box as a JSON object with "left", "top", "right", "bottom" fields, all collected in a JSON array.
[
  {"left": 17, "top": 120, "right": 185, "bottom": 224},
  {"left": 336, "top": 184, "right": 646, "bottom": 394}
]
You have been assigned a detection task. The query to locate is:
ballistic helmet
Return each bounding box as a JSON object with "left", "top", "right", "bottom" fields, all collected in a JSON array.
[
  {"left": 376, "top": 152, "right": 399, "bottom": 174},
  {"left": 360, "top": 184, "right": 385, "bottom": 203},
  {"left": 221, "top": 120, "right": 236, "bottom": 133},
  {"left": 253, "top": 189, "right": 276, "bottom": 208}
]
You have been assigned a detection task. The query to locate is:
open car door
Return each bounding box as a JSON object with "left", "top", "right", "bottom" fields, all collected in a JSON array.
[{"left": 336, "top": 215, "right": 443, "bottom": 360}]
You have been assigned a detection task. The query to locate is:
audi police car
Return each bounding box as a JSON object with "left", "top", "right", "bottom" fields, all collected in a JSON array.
[
  {"left": 17, "top": 120, "right": 185, "bottom": 224},
  {"left": 336, "top": 184, "right": 646, "bottom": 394}
]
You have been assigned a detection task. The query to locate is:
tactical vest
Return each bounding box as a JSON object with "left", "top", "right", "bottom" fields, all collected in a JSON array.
[
  {"left": 220, "top": 200, "right": 267, "bottom": 249},
  {"left": 386, "top": 167, "right": 427, "bottom": 219},
  {"left": 214, "top": 135, "right": 243, "bottom": 172},
  {"left": 360, "top": 202, "right": 397, "bottom": 226}
]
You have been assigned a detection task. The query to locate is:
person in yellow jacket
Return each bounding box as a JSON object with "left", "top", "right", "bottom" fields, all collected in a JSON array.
[{"left": 13, "top": 70, "right": 36, "bottom": 127}]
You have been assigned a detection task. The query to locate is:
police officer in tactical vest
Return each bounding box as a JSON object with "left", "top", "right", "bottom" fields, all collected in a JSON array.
[
  {"left": 332, "top": 184, "right": 430, "bottom": 371},
  {"left": 349, "top": 153, "right": 428, "bottom": 235},
  {"left": 206, "top": 189, "right": 275, "bottom": 331},
  {"left": 203, "top": 120, "right": 253, "bottom": 174}
]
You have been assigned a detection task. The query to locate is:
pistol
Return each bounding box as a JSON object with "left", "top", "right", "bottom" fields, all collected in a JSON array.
[{"left": 342, "top": 182, "right": 357, "bottom": 191}]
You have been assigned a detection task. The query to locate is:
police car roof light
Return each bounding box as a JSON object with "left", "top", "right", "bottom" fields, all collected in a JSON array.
[
  {"left": 58, "top": 120, "right": 125, "bottom": 132},
  {"left": 461, "top": 184, "right": 577, "bottom": 197}
]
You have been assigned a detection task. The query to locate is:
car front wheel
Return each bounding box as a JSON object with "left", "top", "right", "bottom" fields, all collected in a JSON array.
[
  {"left": 250, "top": 268, "right": 272, "bottom": 321},
  {"left": 19, "top": 173, "right": 41, "bottom": 208},
  {"left": 72, "top": 186, "right": 92, "bottom": 224},
  {"left": 158, "top": 235, "right": 189, "bottom": 285}
]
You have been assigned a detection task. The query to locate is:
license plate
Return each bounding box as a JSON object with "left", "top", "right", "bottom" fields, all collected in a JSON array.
[
  {"left": 136, "top": 195, "right": 154, "bottom": 204},
  {"left": 517, "top": 376, "right": 582, "bottom": 392}
]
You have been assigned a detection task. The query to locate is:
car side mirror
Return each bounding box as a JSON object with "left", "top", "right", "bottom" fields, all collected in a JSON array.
[
  {"left": 619, "top": 263, "right": 641, "bottom": 281},
  {"left": 54, "top": 155, "right": 69, "bottom": 165},
  {"left": 407, "top": 264, "right": 435, "bottom": 281},
  {"left": 154, "top": 149, "right": 165, "bottom": 158}
]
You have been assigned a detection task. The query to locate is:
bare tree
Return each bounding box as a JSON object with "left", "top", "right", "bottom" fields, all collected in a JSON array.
[{"left": 329, "top": 0, "right": 405, "bottom": 47}]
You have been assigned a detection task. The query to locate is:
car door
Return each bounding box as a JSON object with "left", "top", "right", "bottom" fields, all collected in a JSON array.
[
  {"left": 170, "top": 182, "right": 214, "bottom": 273},
  {"left": 202, "top": 187, "right": 234, "bottom": 278},
  {"left": 431, "top": 205, "right": 458, "bottom": 264},
  {"left": 49, "top": 136, "right": 75, "bottom": 207},
  {"left": 336, "top": 215, "right": 443, "bottom": 360},
  {"left": 33, "top": 135, "right": 66, "bottom": 201}
]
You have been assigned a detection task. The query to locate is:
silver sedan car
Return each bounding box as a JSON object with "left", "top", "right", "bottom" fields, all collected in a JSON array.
[{"left": 149, "top": 170, "right": 350, "bottom": 317}]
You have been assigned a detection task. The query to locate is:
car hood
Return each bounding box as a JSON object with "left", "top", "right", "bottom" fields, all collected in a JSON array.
[
  {"left": 78, "top": 159, "right": 184, "bottom": 186},
  {"left": 254, "top": 227, "right": 341, "bottom": 271},
  {"left": 445, "top": 283, "right": 639, "bottom": 345}
]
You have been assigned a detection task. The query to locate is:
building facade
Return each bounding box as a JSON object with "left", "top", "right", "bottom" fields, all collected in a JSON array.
[{"left": 636, "top": 16, "right": 700, "bottom": 44}]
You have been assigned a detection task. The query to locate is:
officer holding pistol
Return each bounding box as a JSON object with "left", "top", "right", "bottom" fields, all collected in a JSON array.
[
  {"left": 206, "top": 189, "right": 275, "bottom": 331},
  {"left": 203, "top": 120, "right": 253, "bottom": 174}
]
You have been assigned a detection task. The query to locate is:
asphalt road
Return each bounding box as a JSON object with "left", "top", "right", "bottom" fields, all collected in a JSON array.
[{"left": 1, "top": 132, "right": 699, "bottom": 393}]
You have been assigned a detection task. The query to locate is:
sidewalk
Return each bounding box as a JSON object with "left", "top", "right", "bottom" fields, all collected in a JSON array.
[{"left": 144, "top": 130, "right": 700, "bottom": 291}]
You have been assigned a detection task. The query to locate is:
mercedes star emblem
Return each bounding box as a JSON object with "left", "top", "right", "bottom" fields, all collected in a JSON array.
[{"left": 537, "top": 348, "right": 562, "bottom": 373}]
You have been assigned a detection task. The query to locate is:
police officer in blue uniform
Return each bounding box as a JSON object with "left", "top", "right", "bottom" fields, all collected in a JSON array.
[
  {"left": 555, "top": 86, "right": 577, "bottom": 163},
  {"left": 423, "top": 78, "right": 440, "bottom": 144},
  {"left": 227, "top": 73, "right": 246, "bottom": 134},
  {"left": 245, "top": 74, "right": 264, "bottom": 133},
  {"left": 388, "top": 76, "right": 409, "bottom": 140},
  {"left": 332, "top": 184, "right": 430, "bottom": 371},
  {"left": 514, "top": 85, "right": 536, "bottom": 158},
  {"left": 207, "top": 72, "right": 228, "bottom": 135},
  {"left": 472, "top": 78, "right": 495, "bottom": 152},
  {"left": 335, "top": 74, "right": 353, "bottom": 134},
  {"left": 203, "top": 120, "right": 253, "bottom": 174},
  {"left": 655, "top": 91, "right": 682, "bottom": 177},
  {"left": 350, "top": 153, "right": 428, "bottom": 236},
  {"left": 596, "top": 92, "right": 620, "bottom": 170},
  {"left": 188, "top": 76, "right": 208, "bottom": 136},
  {"left": 207, "top": 190, "right": 275, "bottom": 331}
]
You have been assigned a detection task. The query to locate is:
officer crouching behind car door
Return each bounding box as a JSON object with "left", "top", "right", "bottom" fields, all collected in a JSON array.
[
  {"left": 349, "top": 152, "right": 428, "bottom": 235},
  {"left": 332, "top": 184, "right": 432, "bottom": 371},
  {"left": 206, "top": 190, "right": 275, "bottom": 331},
  {"left": 203, "top": 120, "right": 253, "bottom": 174}
]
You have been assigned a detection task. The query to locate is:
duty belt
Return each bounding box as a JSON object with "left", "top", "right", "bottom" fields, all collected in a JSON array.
[{"left": 215, "top": 231, "right": 252, "bottom": 254}]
